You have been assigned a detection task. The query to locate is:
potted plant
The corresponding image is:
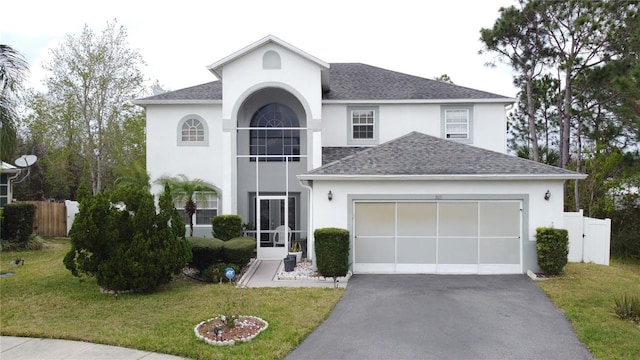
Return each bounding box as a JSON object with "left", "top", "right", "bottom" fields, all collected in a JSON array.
[{"left": 289, "top": 240, "right": 303, "bottom": 263}]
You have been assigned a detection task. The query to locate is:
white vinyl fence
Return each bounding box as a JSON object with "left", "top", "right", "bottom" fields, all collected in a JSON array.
[
  {"left": 64, "top": 200, "right": 80, "bottom": 236},
  {"left": 564, "top": 210, "right": 611, "bottom": 265}
]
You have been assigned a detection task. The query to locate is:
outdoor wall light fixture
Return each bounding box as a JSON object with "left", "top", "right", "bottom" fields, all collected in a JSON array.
[
  {"left": 544, "top": 190, "right": 551, "bottom": 201},
  {"left": 328, "top": 190, "right": 333, "bottom": 201}
]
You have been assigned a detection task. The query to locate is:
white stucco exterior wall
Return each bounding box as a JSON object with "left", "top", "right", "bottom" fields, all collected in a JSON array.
[
  {"left": 221, "top": 43, "right": 324, "bottom": 120},
  {"left": 321, "top": 103, "right": 508, "bottom": 153},
  {"left": 145, "top": 103, "right": 223, "bottom": 193}
]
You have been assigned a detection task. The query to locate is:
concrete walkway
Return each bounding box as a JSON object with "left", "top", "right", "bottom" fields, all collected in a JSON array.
[
  {"left": 237, "top": 259, "right": 349, "bottom": 288},
  {"left": 0, "top": 336, "right": 187, "bottom": 360}
]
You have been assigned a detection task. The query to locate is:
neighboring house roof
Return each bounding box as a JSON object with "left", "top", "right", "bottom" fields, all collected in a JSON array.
[
  {"left": 1, "top": 161, "right": 20, "bottom": 174},
  {"left": 299, "top": 132, "right": 586, "bottom": 181},
  {"left": 134, "top": 64, "right": 513, "bottom": 104}
]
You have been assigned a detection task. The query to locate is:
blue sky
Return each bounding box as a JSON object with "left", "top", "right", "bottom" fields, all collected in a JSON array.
[{"left": 2, "top": 0, "right": 519, "bottom": 98}]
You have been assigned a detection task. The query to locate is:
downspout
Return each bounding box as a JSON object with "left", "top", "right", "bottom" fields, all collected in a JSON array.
[
  {"left": 7, "top": 170, "right": 21, "bottom": 204},
  {"left": 299, "top": 179, "right": 314, "bottom": 268}
]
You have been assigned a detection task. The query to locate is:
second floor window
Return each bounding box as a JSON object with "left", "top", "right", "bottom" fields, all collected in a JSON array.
[
  {"left": 351, "top": 110, "right": 375, "bottom": 139},
  {"left": 444, "top": 109, "right": 469, "bottom": 139},
  {"left": 182, "top": 118, "right": 205, "bottom": 142},
  {"left": 250, "top": 103, "right": 300, "bottom": 162}
]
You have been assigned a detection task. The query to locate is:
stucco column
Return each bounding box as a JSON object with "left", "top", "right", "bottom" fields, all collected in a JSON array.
[{"left": 222, "top": 118, "right": 237, "bottom": 214}]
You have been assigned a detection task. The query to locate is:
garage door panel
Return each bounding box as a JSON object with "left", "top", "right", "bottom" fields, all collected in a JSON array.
[
  {"left": 397, "top": 237, "right": 436, "bottom": 263},
  {"left": 397, "top": 203, "right": 437, "bottom": 236},
  {"left": 479, "top": 237, "right": 520, "bottom": 264},
  {"left": 355, "top": 203, "right": 395, "bottom": 236},
  {"left": 355, "top": 236, "right": 395, "bottom": 263},
  {"left": 438, "top": 237, "right": 478, "bottom": 264},
  {"left": 439, "top": 203, "right": 478, "bottom": 237},
  {"left": 353, "top": 200, "right": 522, "bottom": 274},
  {"left": 480, "top": 202, "right": 520, "bottom": 237}
]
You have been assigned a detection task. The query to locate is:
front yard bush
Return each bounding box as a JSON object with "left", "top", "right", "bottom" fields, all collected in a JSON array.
[
  {"left": 315, "top": 227, "right": 350, "bottom": 284},
  {"left": 1, "top": 203, "right": 35, "bottom": 247},
  {"left": 222, "top": 236, "right": 256, "bottom": 265},
  {"left": 188, "top": 237, "right": 224, "bottom": 271},
  {"left": 64, "top": 184, "right": 192, "bottom": 292},
  {"left": 613, "top": 293, "right": 640, "bottom": 322},
  {"left": 212, "top": 215, "right": 243, "bottom": 241},
  {"left": 536, "top": 227, "right": 569, "bottom": 275},
  {"left": 201, "top": 263, "right": 240, "bottom": 283}
]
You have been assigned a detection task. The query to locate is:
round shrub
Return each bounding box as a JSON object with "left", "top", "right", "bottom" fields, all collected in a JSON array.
[
  {"left": 223, "top": 237, "right": 256, "bottom": 265},
  {"left": 201, "top": 263, "right": 240, "bottom": 283},
  {"left": 188, "top": 237, "right": 224, "bottom": 271},
  {"left": 211, "top": 215, "right": 243, "bottom": 241}
]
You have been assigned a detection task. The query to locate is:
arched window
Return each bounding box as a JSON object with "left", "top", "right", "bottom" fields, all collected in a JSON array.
[
  {"left": 177, "top": 116, "right": 209, "bottom": 146},
  {"left": 250, "top": 103, "right": 300, "bottom": 161}
]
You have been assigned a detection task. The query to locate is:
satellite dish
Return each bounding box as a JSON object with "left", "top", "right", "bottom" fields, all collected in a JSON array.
[{"left": 14, "top": 155, "right": 37, "bottom": 168}]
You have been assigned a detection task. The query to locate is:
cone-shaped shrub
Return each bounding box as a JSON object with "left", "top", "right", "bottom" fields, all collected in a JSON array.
[{"left": 64, "top": 184, "right": 191, "bottom": 292}]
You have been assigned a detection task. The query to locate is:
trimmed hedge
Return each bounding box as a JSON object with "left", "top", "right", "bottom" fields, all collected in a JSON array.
[
  {"left": 188, "top": 237, "right": 225, "bottom": 271},
  {"left": 536, "top": 227, "right": 569, "bottom": 275},
  {"left": 212, "top": 215, "right": 243, "bottom": 241},
  {"left": 315, "top": 228, "right": 350, "bottom": 281},
  {"left": 1, "top": 203, "right": 36, "bottom": 246},
  {"left": 223, "top": 236, "right": 256, "bottom": 265}
]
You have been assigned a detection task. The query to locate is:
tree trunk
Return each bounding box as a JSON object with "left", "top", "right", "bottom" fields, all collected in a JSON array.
[{"left": 526, "top": 77, "right": 540, "bottom": 162}]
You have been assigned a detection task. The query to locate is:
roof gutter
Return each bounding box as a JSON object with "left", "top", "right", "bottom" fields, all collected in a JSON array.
[{"left": 297, "top": 173, "right": 587, "bottom": 181}]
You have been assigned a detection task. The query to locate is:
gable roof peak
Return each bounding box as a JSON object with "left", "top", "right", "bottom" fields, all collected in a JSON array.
[{"left": 207, "top": 35, "right": 330, "bottom": 79}]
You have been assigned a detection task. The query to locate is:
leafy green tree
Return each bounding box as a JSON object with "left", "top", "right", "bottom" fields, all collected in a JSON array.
[
  {"left": 32, "top": 19, "right": 145, "bottom": 195},
  {"left": 155, "top": 174, "right": 218, "bottom": 237},
  {"left": 0, "top": 44, "right": 28, "bottom": 162},
  {"left": 433, "top": 74, "right": 454, "bottom": 84}
]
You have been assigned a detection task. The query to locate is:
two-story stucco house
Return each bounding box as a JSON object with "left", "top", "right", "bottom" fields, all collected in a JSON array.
[{"left": 135, "top": 35, "right": 584, "bottom": 274}]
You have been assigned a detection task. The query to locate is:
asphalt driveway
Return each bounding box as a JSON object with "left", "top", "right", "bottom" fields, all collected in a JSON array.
[{"left": 286, "top": 274, "right": 592, "bottom": 360}]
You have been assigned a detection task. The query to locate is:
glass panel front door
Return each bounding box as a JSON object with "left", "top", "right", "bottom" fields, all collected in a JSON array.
[{"left": 256, "top": 195, "right": 294, "bottom": 259}]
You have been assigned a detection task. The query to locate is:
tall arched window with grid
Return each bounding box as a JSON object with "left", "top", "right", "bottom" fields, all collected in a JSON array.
[{"left": 249, "top": 103, "right": 300, "bottom": 161}]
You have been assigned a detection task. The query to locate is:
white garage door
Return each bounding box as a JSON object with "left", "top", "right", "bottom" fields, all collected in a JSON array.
[{"left": 353, "top": 201, "right": 522, "bottom": 274}]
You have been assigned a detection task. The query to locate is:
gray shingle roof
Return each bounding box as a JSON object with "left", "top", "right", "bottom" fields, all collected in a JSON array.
[
  {"left": 324, "top": 63, "right": 510, "bottom": 100},
  {"left": 322, "top": 147, "right": 367, "bottom": 165},
  {"left": 140, "top": 81, "right": 222, "bottom": 101},
  {"left": 305, "top": 132, "right": 582, "bottom": 178},
  {"left": 137, "top": 63, "right": 511, "bottom": 102}
]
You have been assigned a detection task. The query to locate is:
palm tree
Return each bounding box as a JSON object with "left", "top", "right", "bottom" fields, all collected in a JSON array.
[
  {"left": 155, "top": 174, "right": 218, "bottom": 237},
  {"left": 0, "top": 45, "right": 29, "bottom": 162}
]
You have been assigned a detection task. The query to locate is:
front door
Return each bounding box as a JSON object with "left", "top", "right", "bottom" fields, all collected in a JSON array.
[{"left": 256, "top": 195, "right": 290, "bottom": 260}]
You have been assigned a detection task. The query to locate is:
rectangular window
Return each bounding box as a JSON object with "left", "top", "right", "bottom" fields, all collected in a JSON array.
[
  {"left": 445, "top": 109, "right": 469, "bottom": 139},
  {"left": 173, "top": 192, "right": 218, "bottom": 225},
  {"left": 351, "top": 110, "right": 375, "bottom": 139},
  {"left": 196, "top": 193, "right": 218, "bottom": 225}
]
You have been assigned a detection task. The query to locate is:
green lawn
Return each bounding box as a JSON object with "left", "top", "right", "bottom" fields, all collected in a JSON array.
[
  {"left": 536, "top": 261, "right": 640, "bottom": 360},
  {"left": 3, "top": 239, "right": 639, "bottom": 360},
  {"left": 0, "top": 239, "right": 343, "bottom": 360}
]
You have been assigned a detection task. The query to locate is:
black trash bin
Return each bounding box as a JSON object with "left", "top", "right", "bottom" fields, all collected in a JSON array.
[{"left": 283, "top": 256, "right": 296, "bottom": 272}]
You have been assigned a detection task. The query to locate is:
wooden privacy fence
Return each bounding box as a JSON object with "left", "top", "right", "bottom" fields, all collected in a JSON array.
[{"left": 23, "top": 201, "right": 67, "bottom": 238}]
